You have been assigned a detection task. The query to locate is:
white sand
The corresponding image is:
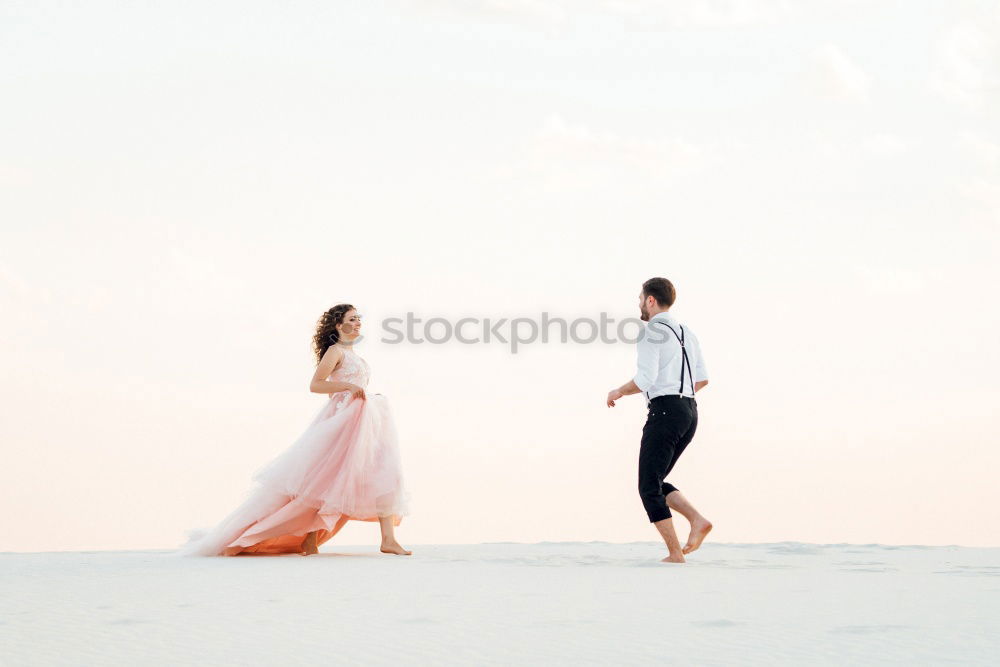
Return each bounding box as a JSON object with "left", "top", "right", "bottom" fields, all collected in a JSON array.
[{"left": 2, "top": 542, "right": 998, "bottom": 665}]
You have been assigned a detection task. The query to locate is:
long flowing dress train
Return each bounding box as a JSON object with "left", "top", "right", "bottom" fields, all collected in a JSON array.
[{"left": 176, "top": 346, "right": 409, "bottom": 556}]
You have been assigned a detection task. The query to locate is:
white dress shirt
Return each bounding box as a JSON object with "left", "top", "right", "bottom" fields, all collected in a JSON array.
[{"left": 633, "top": 311, "right": 708, "bottom": 402}]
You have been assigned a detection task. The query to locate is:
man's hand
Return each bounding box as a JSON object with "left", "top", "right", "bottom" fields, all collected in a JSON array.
[{"left": 607, "top": 388, "right": 624, "bottom": 408}]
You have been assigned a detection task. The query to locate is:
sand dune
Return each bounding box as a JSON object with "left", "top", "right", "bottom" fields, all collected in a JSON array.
[{"left": 2, "top": 542, "right": 998, "bottom": 665}]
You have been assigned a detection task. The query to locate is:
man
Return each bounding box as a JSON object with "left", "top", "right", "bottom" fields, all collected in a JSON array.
[{"left": 606, "top": 277, "right": 713, "bottom": 563}]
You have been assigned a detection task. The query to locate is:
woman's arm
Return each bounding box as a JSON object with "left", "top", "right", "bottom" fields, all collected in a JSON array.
[{"left": 308, "top": 346, "right": 365, "bottom": 398}]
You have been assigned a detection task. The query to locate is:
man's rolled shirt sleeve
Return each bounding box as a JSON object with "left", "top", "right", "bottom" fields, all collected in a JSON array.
[
  {"left": 632, "top": 328, "right": 660, "bottom": 391},
  {"left": 691, "top": 335, "right": 709, "bottom": 382},
  {"left": 695, "top": 356, "right": 709, "bottom": 382}
]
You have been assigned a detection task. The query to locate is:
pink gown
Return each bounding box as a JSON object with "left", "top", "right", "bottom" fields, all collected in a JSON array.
[{"left": 177, "top": 346, "right": 409, "bottom": 556}]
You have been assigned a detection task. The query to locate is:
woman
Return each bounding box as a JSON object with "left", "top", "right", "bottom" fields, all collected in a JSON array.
[{"left": 177, "top": 304, "right": 411, "bottom": 556}]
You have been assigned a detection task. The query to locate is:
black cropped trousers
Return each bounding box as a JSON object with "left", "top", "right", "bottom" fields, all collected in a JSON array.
[{"left": 638, "top": 395, "right": 698, "bottom": 523}]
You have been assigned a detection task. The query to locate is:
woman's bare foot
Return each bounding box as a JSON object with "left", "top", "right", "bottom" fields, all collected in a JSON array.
[
  {"left": 682, "top": 518, "right": 713, "bottom": 555},
  {"left": 300, "top": 531, "right": 319, "bottom": 556},
  {"left": 380, "top": 541, "right": 412, "bottom": 556},
  {"left": 661, "top": 552, "right": 686, "bottom": 563}
]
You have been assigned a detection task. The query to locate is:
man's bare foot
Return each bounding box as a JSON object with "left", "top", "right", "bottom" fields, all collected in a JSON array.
[
  {"left": 682, "top": 518, "right": 713, "bottom": 555},
  {"left": 300, "top": 531, "right": 319, "bottom": 556},
  {"left": 380, "top": 541, "right": 412, "bottom": 556},
  {"left": 661, "top": 552, "right": 686, "bottom": 563}
]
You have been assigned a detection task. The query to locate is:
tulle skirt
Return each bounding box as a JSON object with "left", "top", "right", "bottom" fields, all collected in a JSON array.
[{"left": 175, "top": 392, "right": 409, "bottom": 556}]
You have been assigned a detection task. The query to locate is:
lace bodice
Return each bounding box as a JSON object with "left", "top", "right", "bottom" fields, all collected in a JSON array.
[{"left": 327, "top": 345, "right": 370, "bottom": 389}]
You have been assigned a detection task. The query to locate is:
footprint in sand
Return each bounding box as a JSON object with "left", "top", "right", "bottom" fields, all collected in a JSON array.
[
  {"left": 107, "top": 618, "right": 152, "bottom": 626},
  {"left": 692, "top": 619, "right": 742, "bottom": 628},
  {"left": 830, "top": 624, "right": 911, "bottom": 635}
]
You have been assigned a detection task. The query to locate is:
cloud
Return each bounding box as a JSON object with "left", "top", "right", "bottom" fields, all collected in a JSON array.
[
  {"left": 852, "top": 266, "right": 926, "bottom": 296},
  {"left": 815, "top": 133, "right": 910, "bottom": 163},
  {"left": 396, "top": 0, "right": 570, "bottom": 26},
  {"left": 860, "top": 134, "right": 908, "bottom": 157},
  {"left": 961, "top": 179, "right": 1000, "bottom": 225},
  {"left": 590, "top": 0, "right": 792, "bottom": 28},
  {"left": 0, "top": 264, "right": 38, "bottom": 302},
  {"left": 0, "top": 164, "right": 32, "bottom": 188},
  {"left": 929, "top": 19, "right": 1000, "bottom": 110},
  {"left": 397, "top": 0, "right": 858, "bottom": 29},
  {"left": 806, "top": 43, "right": 871, "bottom": 102},
  {"left": 535, "top": 113, "right": 699, "bottom": 166},
  {"left": 0, "top": 263, "right": 54, "bottom": 334},
  {"left": 518, "top": 113, "right": 704, "bottom": 188},
  {"left": 956, "top": 133, "right": 1000, "bottom": 223},
  {"left": 958, "top": 132, "right": 1000, "bottom": 168},
  {"left": 0, "top": 259, "right": 117, "bottom": 317}
]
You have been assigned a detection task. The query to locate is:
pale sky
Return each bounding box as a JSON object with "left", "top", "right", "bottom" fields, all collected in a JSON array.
[{"left": 2, "top": 0, "right": 999, "bottom": 551}]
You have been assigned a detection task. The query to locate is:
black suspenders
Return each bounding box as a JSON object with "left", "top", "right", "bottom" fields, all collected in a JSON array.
[{"left": 650, "top": 321, "right": 694, "bottom": 397}]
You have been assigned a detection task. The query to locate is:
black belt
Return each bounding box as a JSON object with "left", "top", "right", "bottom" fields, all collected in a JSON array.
[{"left": 649, "top": 394, "right": 694, "bottom": 403}]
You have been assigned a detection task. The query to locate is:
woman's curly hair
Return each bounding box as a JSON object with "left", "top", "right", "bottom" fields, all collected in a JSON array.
[{"left": 313, "top": 303, "right": 355, "bottom": 362}]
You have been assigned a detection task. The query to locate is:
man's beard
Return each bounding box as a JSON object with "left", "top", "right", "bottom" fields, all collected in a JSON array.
[{"left": 640, "top": 304, "right": 649, "bottom": 321}]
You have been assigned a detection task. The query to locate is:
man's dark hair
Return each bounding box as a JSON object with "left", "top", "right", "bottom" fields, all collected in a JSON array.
[{"left": 642, "top": 277, "right": 676, "bottom": 308}]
